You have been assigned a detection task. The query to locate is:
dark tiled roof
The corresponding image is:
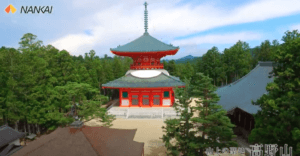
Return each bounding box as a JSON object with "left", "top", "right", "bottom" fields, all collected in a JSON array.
[
  {"left": 12, "top": 126, "right": 144, "bottom": 156},
  {"left": 102, "top": 72, "right": 185, "bottom": 88},
  {"left": 110, "top": 33, "right": 179, "bottom": 52},
  {"left": 216, "top": 62, "right": 275, "bottom": 114},
  {"left": 12, "top": 126, "right": 98, "bottom": 156},
  {"left": 4, "top": 145, "right": 23, "bottom": 156},
  {"left": 0, "top": 125, "right": 25, "bottom": 148},
  {"left": 82, "top": 126, "right": 144, "bottom": 156}
]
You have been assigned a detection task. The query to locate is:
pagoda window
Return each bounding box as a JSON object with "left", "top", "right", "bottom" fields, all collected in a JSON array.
[
  {"left": 138, "top": 63, "right": 141, "bottom": 65},
  {"left": 164, "top": 91, "right": 170, "bottom": 98},
  {"left": 132, "top": 95, "right": 139, "bottom": 106},
  {"left": 142, "top": 95, "right": 150, "bottom": 105},
  {"left": 122, "top": 92, "right": 128, "bottom": 98},
  {"left": 153, "top": 95, "right": 160, "bottom": 105},
  {"left": 151, "top": 62, "right": 154, "bottom": 65}
]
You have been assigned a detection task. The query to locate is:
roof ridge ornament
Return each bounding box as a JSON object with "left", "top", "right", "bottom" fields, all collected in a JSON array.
[{"left": 144, "top": 2, "right": 149, "bottom": 35}]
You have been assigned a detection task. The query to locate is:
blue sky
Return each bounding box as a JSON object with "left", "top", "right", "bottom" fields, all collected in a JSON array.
[{"left": 1, "top": 0, "right": 300, "bottom": 60}]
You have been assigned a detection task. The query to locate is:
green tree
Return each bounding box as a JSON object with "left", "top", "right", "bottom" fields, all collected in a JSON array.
[
  {"left": 52, "top": 50, "right": 77, "bottom": 86},
  {"left": 201, "top": 47, "right": 222, "bottom": 86},
  {"left": 195, "top": 57, "right": 203, "bottom": 73},
  {"left": 175, "top": 63, "right": 185, "bottom": 80},
  {"left": 223, "top": 48, "right": 235, "bottom": 83},
  {"left": 0, "top": 47, "right": 24, "bottom": 126},
  {"left": 223, "top": 41, "right": 252, "bottom": 82},
  {"left": 103, "top": 59, "right": 114, "bottom": 81},
  {"left": 162, "top": 73, "right": 237, "bottom": 156},
  {"left": 112, "top": 56, "right": 124, "bottom": 79},
  {"left": 190, "top": 73, "right": 237, "bottom": 156},
  {"left": 162, "top": 78, "right": 195, "bottom": 156},
  {"left": 249, "top": 30, "right": 300, "bottom": 155},
  {"left": 218, "top": 55, "right": 228, "bottom": 86},
  {"left": 55, "top": 82, "right": 115, "bottom": 127},
  {"left": 271, "top": 39, "right": 280, "bottom": 59},
  {"left": 163, "top": 60, "right": 169, "bottom": 71},
  {"left": 182, "top": 62, "right": 194, "bottom": 80},
  {"left": 168, "top": 60, "right": 178, "bottom": 76},
  {"left": 121, "top": 56, "right": 133, "bottom": 73},
  {"left": 18, "top": 33, "right": 43, "bottom": 52},
  {"left": 253, "top": 40, "right": 276, "bottom": 62},
  {"left": 251, "top": 46, "right": 260, "bottom": 68}
]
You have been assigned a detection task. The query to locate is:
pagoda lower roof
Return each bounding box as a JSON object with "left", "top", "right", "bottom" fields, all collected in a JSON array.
[
  {"left": 110, "top": 32, "right": 179, "bottom": 53},
  {"left": 102, "top": 72, "right": 185, "bottom": 88}
]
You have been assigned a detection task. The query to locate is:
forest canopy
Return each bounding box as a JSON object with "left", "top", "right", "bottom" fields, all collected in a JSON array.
[{"left": 0, "top": 30, "right": 293, "bottom": 136}]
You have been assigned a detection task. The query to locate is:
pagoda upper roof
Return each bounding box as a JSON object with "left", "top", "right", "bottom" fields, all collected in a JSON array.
[
  {"left": 102, "top": 72, "right": 185, "bottom": 88},
  {"left": 110, "top": 33, "right": 179, "bottom": 53}
]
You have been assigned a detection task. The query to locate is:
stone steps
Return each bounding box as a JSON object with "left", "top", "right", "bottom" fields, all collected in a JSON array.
[
  {"left": 107, "top": 107, "right": 180, "bottom": 119},
  {"left": 106, "top": 100, "right": 183, "bottom": 119}
]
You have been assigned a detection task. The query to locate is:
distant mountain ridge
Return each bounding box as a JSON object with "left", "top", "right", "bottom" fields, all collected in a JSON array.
[
  {"left": 162, "top": 55, "right": 201, "bottom": 64},
  {"left": 162, "top": 47, "right": 256, "bottom": 64}
]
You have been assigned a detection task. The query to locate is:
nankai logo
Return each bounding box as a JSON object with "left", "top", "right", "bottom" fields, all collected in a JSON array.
[
  {"left": 5, "top": 4, "right": 17, "bottom": 14},
  {"left": 20, "top": 6, "right": 53, "bottom": 14},
  {"left": 5, "top": 5, "right": 53, "bottom": 14}
]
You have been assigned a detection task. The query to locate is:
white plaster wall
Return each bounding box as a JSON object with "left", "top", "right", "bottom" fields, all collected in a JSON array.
[
  {"left": 122, "top": 99, "right": 129, "bottom": 106},
  {"left": 126, "top": 69, "right": 170, "bottom": 77},
  {"left": 163, "top": 99, "right": 171, "bottom": 106}
]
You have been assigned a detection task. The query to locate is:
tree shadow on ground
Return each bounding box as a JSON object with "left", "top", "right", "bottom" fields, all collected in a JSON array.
[{"left": 146, "top": 139, "right": 167, "bottom": 156}]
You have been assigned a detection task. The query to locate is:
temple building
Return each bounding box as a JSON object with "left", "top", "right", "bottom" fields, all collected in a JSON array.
[
  {"left": 216, "top": 61, "right": 275, "bottom": 141},
  {"left": 102, "top": 2, "right": 185, "bottom": 107}
]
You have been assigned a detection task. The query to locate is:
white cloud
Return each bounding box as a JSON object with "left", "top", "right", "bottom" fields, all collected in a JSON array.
[
  {"left": 50, "top": 0, "right": 300, "bottom": 56},
  {"left": 290, "top": 23, "right": 300, "bottom": 31},
  {"left": 50, "top": 34, "right": 97, "bottom": 56},
  {"left": 149, "top": 0, "right": 300, "bottom": 36},
  {"left": 173, "top": 31, "right": 262, "bottom": 45}
]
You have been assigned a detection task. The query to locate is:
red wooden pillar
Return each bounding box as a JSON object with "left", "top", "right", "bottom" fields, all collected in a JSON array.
[
  {"left": 160, "top": 90, "right": 163, "bottom": 107},
  {"left": 128, "top": 89, "right": 132, "bottom": 107},
  {"left": 149, "top": 90, "right": 153, "bottom": 107},
  {"left": 119, "top": 88, "right": 122, "bottom": 107},
  {"left": 138, "top": 90, "right": 142, "bottom": 107},
  {"left": 170, "top": 89, "right": 173, "bottom": 106}
]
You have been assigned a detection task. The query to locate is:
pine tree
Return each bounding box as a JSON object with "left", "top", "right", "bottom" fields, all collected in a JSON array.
[
  {"left": 162, "top": 74, "right": 237, "bottom": 156},
  {"left": 161, "top": 78, "right": 195, "bottom": 156},
  {"left": 249, "top": 30, "right": 300, "bottom": 155},
  {"left": 190, "top": 73, "right": 237, "bottom": 156}
]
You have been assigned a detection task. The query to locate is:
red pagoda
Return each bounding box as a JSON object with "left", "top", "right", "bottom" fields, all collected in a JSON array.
[{"left": 102, "top": 2, "right": 185, "bottom": 107}]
